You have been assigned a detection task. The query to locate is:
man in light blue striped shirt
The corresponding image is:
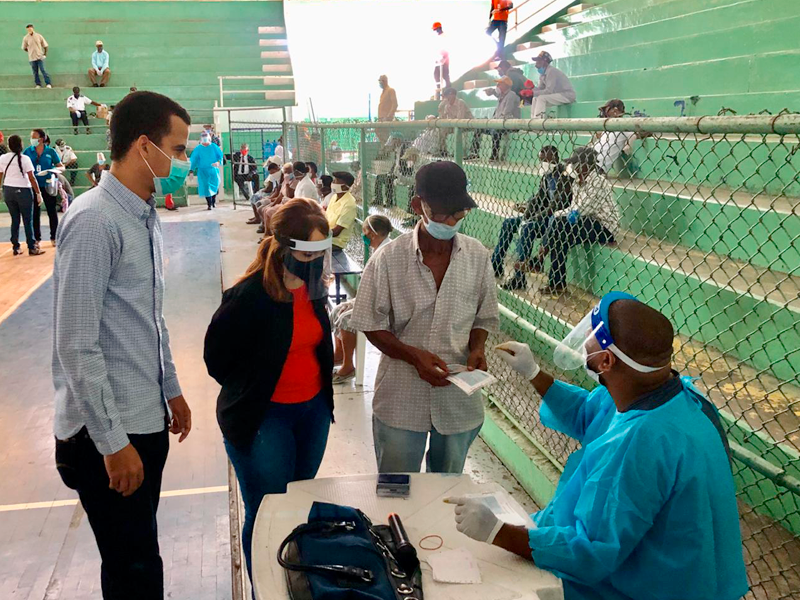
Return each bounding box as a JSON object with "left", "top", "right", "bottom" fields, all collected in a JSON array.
[
  {"left": 53, "top": 90, "right": 192, "bottom": 600},
  {"left": 88, "top": 40, "right": 111, "bottom": 87}
]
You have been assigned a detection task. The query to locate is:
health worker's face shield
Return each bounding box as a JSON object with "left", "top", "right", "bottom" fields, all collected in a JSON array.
[
  {"left": 280, "top": 234, "right": 333, "bottom": 300},
  {"left": 553, "top": 292, "right": 670, "bottom": 374}
]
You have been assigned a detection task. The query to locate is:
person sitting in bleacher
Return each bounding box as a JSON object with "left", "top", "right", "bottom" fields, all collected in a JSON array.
[
  {"left": 247, "top": 161, "right": 281, "bottom": 225},
  {"left": 318, "top": 174, "right": 333, "bottom": 208},
  {"left": 505, "top": 147, "right": 619, "bottom": 295},
  {"left": 88, "top": 40, "right": 111, "bottom": 87},
  {"left": 330, "top": 215, "right": 394, "bottom": 384},
  {"left": 469, "top": 76, "right": 520, "bottom": 161},
  {"left": 67, "top": 86, "right": 104, "bottom": 135},
  {"left": 593, "top": 98, "right": 650, "bottom": 174},
  {"left": 492, "top": 145, "right": 572, "bottom": 279},
  {"left": 436, "top": 87, "right": 473, "bottom": 156},
  {"left": 86, "top": 153, "right": 111, "bottom": 188},
  {"left": 289, "top": 161, "right": 320, "bottom": 202},
  {"left": 531, "top": 51, "right": 576, "bottom": 118},
  {"left": 326, "top": 171, "right": 358, "bottom": 254},
  {"left": 54, "top": 139, "right": 79, "bottom": 186}
]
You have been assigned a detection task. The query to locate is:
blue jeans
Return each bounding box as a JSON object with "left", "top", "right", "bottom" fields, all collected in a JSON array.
[
  {"left": 372, "top": 416, "right": 482, "bottom": 474},
  {"left": 491, "top": 216, "right": 549, "bottom": 275},
  {"left": 224, "top": 392, "right": 331, "bottom": 580},
  {"left": 3, "top": 186, "right": 35, "bottom": 250},
  {"left": 541, "top": 216, "right": 614, "bottom": 288},
  {"left": 30, "top": 59, "right": 51, "bottom": 86}
]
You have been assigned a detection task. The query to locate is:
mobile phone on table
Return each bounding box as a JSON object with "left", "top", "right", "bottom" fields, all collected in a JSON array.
[{"left": 376, "top": 474, "right": 411, "bottom": 498}]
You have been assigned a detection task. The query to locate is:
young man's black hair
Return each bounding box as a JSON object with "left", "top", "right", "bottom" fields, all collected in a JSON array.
[
  {"left": 332, "top": 171, "right": 355, "bottom": 187},
  {"left": 306, "top": 161, "right": 318, "bottom": 175},
  {"left": 267, "top": 162, "right": 280, "bottom": 172},
  {"left": 292, "top": 161, "right": 308, "bottom": 174},
  {"left": 540, "top": 145, "right": 559, "bottom": 162},
  {"left": 110, "top": 91, "right": 191, "bottom": 161}
]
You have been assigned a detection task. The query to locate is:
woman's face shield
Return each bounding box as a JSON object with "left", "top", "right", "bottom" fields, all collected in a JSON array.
[
  {"left": 553, "top": 292, "right": 670, "bottom": 374},
  {"left": 281, "top": 234, "right": 333, "bottom": 300}
]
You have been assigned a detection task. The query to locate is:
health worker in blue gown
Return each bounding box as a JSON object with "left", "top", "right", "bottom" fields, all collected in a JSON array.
[
  {"left": 445, "top": 292, "right": 748, "bottom": 600},
  {"left": 189, "top": 131, "right": 223, "bottom": 209}
]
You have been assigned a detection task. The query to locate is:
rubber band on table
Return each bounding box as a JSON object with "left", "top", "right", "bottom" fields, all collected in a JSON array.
[{"left": 418, "top": 534, "right": 444, "bottom": 551}]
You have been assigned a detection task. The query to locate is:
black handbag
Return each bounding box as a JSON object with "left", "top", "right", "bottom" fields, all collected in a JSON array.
[{"left": 278, "top": 502, "right": 424, "bottom": 600}]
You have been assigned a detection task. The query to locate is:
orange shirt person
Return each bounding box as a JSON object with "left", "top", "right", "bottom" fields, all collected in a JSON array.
[{"left": 487, "top": 0, "right": 514, "bottom": 59}]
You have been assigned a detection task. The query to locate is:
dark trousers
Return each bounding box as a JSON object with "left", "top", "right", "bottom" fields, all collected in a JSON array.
[
  {"left": 224, "top": 392, "right": 331, "bottom": 579},
  {"left": 491, "top": 216, "right": 548, "bottom": 275},
  {"left": 3, "top": 186, "right": 36, "bottom": 250},
  {"left": 70, "top": 111, "right": 90, "bottom": 127},
  {"left": 470, "top": 129, "right": 505, "bottom": 160},
  {"left": 487, "top": 20, "right": 508, "bottom": 57},
  {"left": 65, "top": 160, "right": 79, "bottom": 185},
  {"left": 33, "top": 188, "right": 58, "bottom": 241},
  {"left": 541, "top": 216, "right": 614, "bottom": 288},
  {"left": 55, "top": 427, "right": 169, "bottom": 600},
  {"left": 433, "top": 63, "right": 451, "bottom": 89},
  {"left": 205, "top": 194, "right": 217, "bottom": 208},
  {"left": 374, "top": 174, "right": 395, "bottom": 206},
  {"left": 234, "top": 174, "right": 259, "bottom": 200},
  {"left": 30, "top": 59, "right": 51, "bottom": 86}
]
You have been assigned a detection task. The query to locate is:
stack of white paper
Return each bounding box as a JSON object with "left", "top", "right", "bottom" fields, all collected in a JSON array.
[{"left": 446, "top": 364, "right": 497, "bottom": 395}]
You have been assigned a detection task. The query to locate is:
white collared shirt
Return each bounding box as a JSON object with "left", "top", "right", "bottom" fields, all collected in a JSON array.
[{"left": 67, "top": 95, "right": 92, "bottom": 112}]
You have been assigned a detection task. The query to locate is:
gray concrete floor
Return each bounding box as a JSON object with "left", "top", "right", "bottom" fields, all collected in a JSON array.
[{"left": 0, "top": 197, "right": 535, "bottom": 600}]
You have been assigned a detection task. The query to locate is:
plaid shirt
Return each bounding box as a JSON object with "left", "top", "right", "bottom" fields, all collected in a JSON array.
[
  {"left": 52, "top": 172, "right": 181, "bottom": 455},
  {"left": 350, "top": 225, "right": 499, "bottom": 434}
]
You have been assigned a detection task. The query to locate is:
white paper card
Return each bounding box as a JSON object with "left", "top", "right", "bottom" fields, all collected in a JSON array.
[
  {"left": 428, "top": 548, "right": 482, "bottom": 584},
  {"left": 460, "top": 491, "right": 535, "bottom": 528},
  {"left": 446, "top": 364, "right": 497, "bottom": 395}
]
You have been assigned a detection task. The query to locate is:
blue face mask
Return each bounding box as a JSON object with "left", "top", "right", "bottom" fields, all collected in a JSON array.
[
  {"left": 422, "top": 204, "right": 462, "bottom": 241},
  {"left": 30, "top": 138, "right": 39, "bottom": 147},
  {"left": 537, "top": 66, "right": 547, "bottom": 75},
  {"left": 141, "top": 141, "right": 191, "bottom": 195}
]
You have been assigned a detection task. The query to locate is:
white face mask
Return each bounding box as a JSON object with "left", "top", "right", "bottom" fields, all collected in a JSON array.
[
  {"left": 535, "top": 161, "right": 556, "bottom": 177},
  {"left": 331, "top": 183, "right": 347, "bottom": 194},
  {"left": 564, "top": 163, "right": 578, "bottom": 179}
]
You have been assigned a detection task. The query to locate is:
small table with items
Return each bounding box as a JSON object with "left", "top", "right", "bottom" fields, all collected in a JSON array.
[{"left": 252, "top": 474, "right": 563, "bottom": 600}]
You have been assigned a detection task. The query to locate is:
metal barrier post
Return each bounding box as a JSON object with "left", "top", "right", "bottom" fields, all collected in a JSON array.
[
  {"left": 360, "top": 128, "right": 370, "bottom": 263},
  {"left": 294, "top": 124, "right": 301, "bottom": 162},
  {"left": 454, "top": 126, "right": 464, "bottom": 166},
  {"left": 319, "top": 127, "right": 327, "bottom": 175}
]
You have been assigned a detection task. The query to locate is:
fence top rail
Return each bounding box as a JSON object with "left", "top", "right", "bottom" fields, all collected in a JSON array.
[{"left": 287, "top": 114, "right": 800, "bottom": 135}]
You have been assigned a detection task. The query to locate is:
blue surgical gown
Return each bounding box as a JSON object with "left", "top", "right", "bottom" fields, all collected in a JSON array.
[
  {"left": 190, "top": 143, "right": 223, "bottom": 197},
  {"left": 528, "top": 378, "right": 748, "bottom": 600}
]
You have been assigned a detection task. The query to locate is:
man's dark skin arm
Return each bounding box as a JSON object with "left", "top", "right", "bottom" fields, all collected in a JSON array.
[
  {"left": 467, "top": 328, "right": 488, "bottom": 371},
  {"left": 331, "top": 225, "right": 345, "bottom": 237},
  {"left": 364, "top": 330, "right": 450, "bottom": 387}
]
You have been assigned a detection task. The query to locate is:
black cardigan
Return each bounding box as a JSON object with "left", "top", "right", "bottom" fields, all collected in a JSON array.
[{"left": 203, "top": 271, "right": 335, "bottom": 449}]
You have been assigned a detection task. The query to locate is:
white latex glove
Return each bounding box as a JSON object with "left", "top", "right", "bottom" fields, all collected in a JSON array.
[
  {"left": 495, "top": 341, "right": 540, "bottom": 380},
  {"left": 446, "top": 497, "right": 504, "bottom": 543}
]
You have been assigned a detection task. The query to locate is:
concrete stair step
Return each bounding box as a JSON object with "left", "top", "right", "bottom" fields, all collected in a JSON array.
[
  {"left": 516, "top": 41, "right": 543, "bottom": 52},
  {"left": 260, "top": 51, "right": 290, "bottom": 60},
  {"left": 567, "top": 3, "right": 596, "bottom": 15},
  {"left": 258, "top": 39, "right": 288, "bottom": 47},
  {"left": 258, "top": 26, "right": 286, "bottom": 34},
  {"left": 463, "top": 79, "right": 494, "bottom": 90},
  {"left": 263, "top": 64, "right": 293, "bottom": 73},
  {"left": 540, "top": 22, "right": 569, "bottom": 33}
]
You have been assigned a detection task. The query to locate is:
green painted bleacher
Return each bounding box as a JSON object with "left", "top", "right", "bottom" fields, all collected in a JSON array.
[
  {"left": 0, "top": 0, "right": 293, "bottom": 208},
  {"left": 396, "top": 0, "right": 800, "bottom": 502}
]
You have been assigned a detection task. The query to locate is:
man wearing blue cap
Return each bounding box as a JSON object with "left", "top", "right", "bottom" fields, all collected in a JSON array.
[{"left": 446, "top": 293, "right": 748, "bottom": 600}]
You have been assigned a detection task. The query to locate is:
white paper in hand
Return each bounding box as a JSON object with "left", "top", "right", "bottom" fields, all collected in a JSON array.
[
  {"left": 446, "top": 364, "right": 497, "bottom": 395},
  {"left": 428, "top": 548, "right": 482, "bottom": 584}
]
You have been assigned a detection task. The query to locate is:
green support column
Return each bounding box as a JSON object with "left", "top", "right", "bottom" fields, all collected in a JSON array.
[
  {"left": 319, "top": 127, "right": 327, "bottom": 175},
  {"left": 360, "top": 128, "right": 370, "bottom": 263},
  {"left": 454, "top": 127, "right": 463, "bottom": 166}
]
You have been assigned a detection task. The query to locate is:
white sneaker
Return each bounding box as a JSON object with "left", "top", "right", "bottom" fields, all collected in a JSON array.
[
  {"left": 35, "top": 85, "right": 41, "bottom": 89},
  {"left": 46, "top": 84, "right": 52, "bottom": 89}
]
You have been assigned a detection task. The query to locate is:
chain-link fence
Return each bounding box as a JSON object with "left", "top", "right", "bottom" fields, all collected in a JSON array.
[{"left": 281, "top": 115, "right": 800, "bottom": 600}]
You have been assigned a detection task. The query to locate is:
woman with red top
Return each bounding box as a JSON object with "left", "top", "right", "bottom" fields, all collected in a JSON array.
[{"left": 204, "top": 198, "right": 334, "bottom": 581}]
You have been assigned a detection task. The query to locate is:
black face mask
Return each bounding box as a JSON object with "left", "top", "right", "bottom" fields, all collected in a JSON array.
[{"left": 283, "top": 253, "right": 326, "bottom": 298}]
